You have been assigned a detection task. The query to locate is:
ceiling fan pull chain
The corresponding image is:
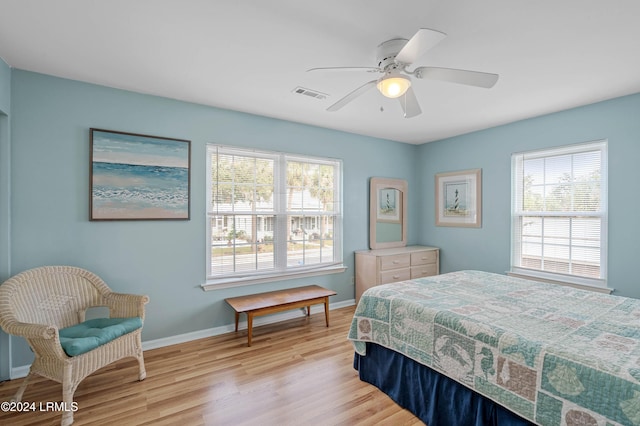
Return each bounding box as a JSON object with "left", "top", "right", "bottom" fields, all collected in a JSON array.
[{"left": 403, "top": 94, "right": 407, "bottom": 118}]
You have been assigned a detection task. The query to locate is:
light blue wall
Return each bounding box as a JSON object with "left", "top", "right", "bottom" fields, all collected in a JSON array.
[
  {"left": 0, "top": 56, "right": 10, "bottom": 280},
  {"left": 7, "top": 70, "right": 417, "bottom": 367},
  {"left": 416, "top": 93, "right": 640, "bottom": 299},
  {"left": 0, "top": 57, "right": 11, "bottom": 380},
  {"left": 6, "top": 67, "right": 640, "bottom": 371}
]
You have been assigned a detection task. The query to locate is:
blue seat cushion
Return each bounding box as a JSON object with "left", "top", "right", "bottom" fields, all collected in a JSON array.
[{"left": 59, "top": 317, "right": 143, "bottom": 357}]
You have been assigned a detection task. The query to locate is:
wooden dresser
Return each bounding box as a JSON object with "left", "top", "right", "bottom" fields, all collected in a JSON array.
[{"left": 355, "top": 245, "right": 439, "bottom": 303}]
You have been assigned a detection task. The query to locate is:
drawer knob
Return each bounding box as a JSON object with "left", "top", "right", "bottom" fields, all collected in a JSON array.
[
  {"left": 392, "top": 275, "right": 400, "bottom": 279},
  {"left": 392, "top": 260, "right": 400, "bottom": 264}
]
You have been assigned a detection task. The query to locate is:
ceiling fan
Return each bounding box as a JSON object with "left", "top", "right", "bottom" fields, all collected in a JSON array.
[{"left": 307, "top": 28, "right": 499, "bottom": 118}]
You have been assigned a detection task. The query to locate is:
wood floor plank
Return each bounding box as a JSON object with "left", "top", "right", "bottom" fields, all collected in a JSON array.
[{"left": 0, "top": 306, "right": 422, "bottom": 425}]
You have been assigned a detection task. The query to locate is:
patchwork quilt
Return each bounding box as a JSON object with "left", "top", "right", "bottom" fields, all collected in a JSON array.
[{"left": 348, "top": 270, "right": 640, "bottom": 426}]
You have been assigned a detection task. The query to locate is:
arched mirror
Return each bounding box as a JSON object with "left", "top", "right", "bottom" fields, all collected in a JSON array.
[{"left": 369, "top": 177, "right": 407, "bottom": 249}]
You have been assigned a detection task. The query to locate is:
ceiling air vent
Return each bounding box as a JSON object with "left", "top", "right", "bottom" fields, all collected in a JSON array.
[{"left": 292, "top": 86, "right": 328, "bottom": 100}]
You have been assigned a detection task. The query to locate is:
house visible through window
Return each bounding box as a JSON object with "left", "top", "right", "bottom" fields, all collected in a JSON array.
[
  {"left": 511, "top": 140, "right": 607, "bottom": 288},
  {"left": 206, "top": 145, "right": 343, "bottom": 287}
]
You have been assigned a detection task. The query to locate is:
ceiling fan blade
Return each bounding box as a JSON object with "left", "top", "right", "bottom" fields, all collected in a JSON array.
[
  {"left": 327, "top": 80, "right": 377, "bottom": 112},
  {"left": 395, "top": 28, "right": 447, "bottom": 65},
  {"left": 414, "top": 67, "right": 499, "bottom": 88},
  {"left": 307, "top": 66, "right": 381, "bottom": 74},
  {"left": 399, "top": 86, "right": 422, "bottom": 118}
]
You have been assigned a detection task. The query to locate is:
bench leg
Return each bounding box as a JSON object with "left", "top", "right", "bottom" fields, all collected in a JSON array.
[
  {"left": 324, "top": 296, "right": 330, "bottom": 327},
  {"left": 247, "top": 313, "right": 253, "bottom": 347},
  {"left": 234, "top": 312, "right": 239, "bottom": 332},
  {"left": 306, "top": 305, "right": 311, "bottom": 316}
]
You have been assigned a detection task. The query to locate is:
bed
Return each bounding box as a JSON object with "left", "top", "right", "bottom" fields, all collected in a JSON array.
[{"left": 347, "top": 270, "right": 640, "bottom": 426}]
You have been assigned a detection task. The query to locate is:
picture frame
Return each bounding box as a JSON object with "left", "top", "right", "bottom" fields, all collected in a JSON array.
[
  {"left": 435, "top": 168, "right": 482, "bottom": 227},
  {"left": 90, "top": 128, "right": 191, "bottom": 221}
]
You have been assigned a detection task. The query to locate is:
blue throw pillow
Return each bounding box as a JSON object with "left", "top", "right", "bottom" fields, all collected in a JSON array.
[{"left": 59, "top": 317, "right": 142, "bottom": 357}]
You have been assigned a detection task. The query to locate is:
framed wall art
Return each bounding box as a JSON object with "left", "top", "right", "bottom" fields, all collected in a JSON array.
[
  {"left": 90, "top": 128, "right": 191, "bottom": 220},
  {"left": 435, "top": 168, "right": 481, "bottom": 227}
]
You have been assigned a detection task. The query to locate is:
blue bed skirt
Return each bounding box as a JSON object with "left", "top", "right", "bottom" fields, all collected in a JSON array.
[{"left": 353, "top": 343, "right": 535, "bottom": 426}]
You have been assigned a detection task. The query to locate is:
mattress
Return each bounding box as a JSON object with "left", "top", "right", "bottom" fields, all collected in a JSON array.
[{"left": 347, "top": 270, "right": 640, "bottom": 425}]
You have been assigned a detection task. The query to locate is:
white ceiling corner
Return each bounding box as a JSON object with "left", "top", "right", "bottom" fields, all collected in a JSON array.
[{"left": 1, "top": 0, "right": 639, "bottom": 144}]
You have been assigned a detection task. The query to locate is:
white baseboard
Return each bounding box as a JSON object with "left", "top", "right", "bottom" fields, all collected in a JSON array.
[
  {"left": 9, "top": 299, "right": 356, "bottom": 379},
  {"left": 10, "top": 365, "right": 30, "bottom": 380}
]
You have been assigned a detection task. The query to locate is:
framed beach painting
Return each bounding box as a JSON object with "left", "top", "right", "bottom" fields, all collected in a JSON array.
[
  {"left": 435, "top": 168, "right": 481, "bottom": 227},
  {"left": 90, "top": 129, "right": 191, "bottom": 220}
]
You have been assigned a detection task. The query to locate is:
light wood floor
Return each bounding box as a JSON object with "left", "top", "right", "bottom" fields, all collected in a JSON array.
[{"left": 0, "top": 306, "right": 422, "bottom": 425}]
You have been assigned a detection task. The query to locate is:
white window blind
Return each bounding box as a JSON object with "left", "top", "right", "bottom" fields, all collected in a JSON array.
[
  {"left": 206, "top": 145, "right": 343, "bottom": 285},
  {"left": 511, "top": 140, "right": 607, "bottom": 288}
]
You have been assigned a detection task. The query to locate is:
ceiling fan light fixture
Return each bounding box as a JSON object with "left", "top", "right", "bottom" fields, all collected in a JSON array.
[{"left": 377, "top": 74, "right": 411, "bottom": 98}]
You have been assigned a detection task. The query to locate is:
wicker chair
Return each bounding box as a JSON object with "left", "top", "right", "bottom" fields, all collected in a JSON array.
[{"left": 0, "top": 266, "right": 149, "bottom": 426}]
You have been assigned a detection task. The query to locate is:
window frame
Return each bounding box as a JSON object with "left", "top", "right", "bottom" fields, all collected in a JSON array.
[
  {"left": 510, "top": 140, "right": 608, "bottom": 290},
  {"left": 203, "top": 145, "right": 345, "bottom": 290}
]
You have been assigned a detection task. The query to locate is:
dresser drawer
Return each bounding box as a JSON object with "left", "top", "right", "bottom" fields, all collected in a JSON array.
[
  {"left": 355, "top": 246, "right": 440, "bottom": 304},
  {"left": 411, "top": 250, "right": 437, "bottom": 266},
  {"left": 380, "top": 268, "right": 411, "bottom": 284},
  {"left": 411, "top": 264, "right": 438, "bottom": 279},
  {"left": 379, "top": 254, "right": 411, "bottom": 270}
]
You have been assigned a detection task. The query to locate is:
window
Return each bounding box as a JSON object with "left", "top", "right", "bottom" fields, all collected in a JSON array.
[
  {"left": 511, "top": 140, "right": 607, "bottom": 288},
  {"left": 205, "top": 145, "right": 343, "bottom": 288}
]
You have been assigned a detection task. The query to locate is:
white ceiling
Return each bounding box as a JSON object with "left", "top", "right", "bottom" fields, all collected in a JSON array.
[{"left": 1, "top": 0, "right": 639, "bottom": 144}]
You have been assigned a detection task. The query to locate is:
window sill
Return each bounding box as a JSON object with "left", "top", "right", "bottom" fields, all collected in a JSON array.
[
  {"left": 507, "top": 269, "right": 612, "bottom": 294},
  {"left": 201, "top": 264, "right": 348, "bottom": 291}
]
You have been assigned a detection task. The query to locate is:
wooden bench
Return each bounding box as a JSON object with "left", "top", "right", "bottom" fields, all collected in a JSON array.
[{"left": 225, "top": 285, "right": 337, "bottom": 346}]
